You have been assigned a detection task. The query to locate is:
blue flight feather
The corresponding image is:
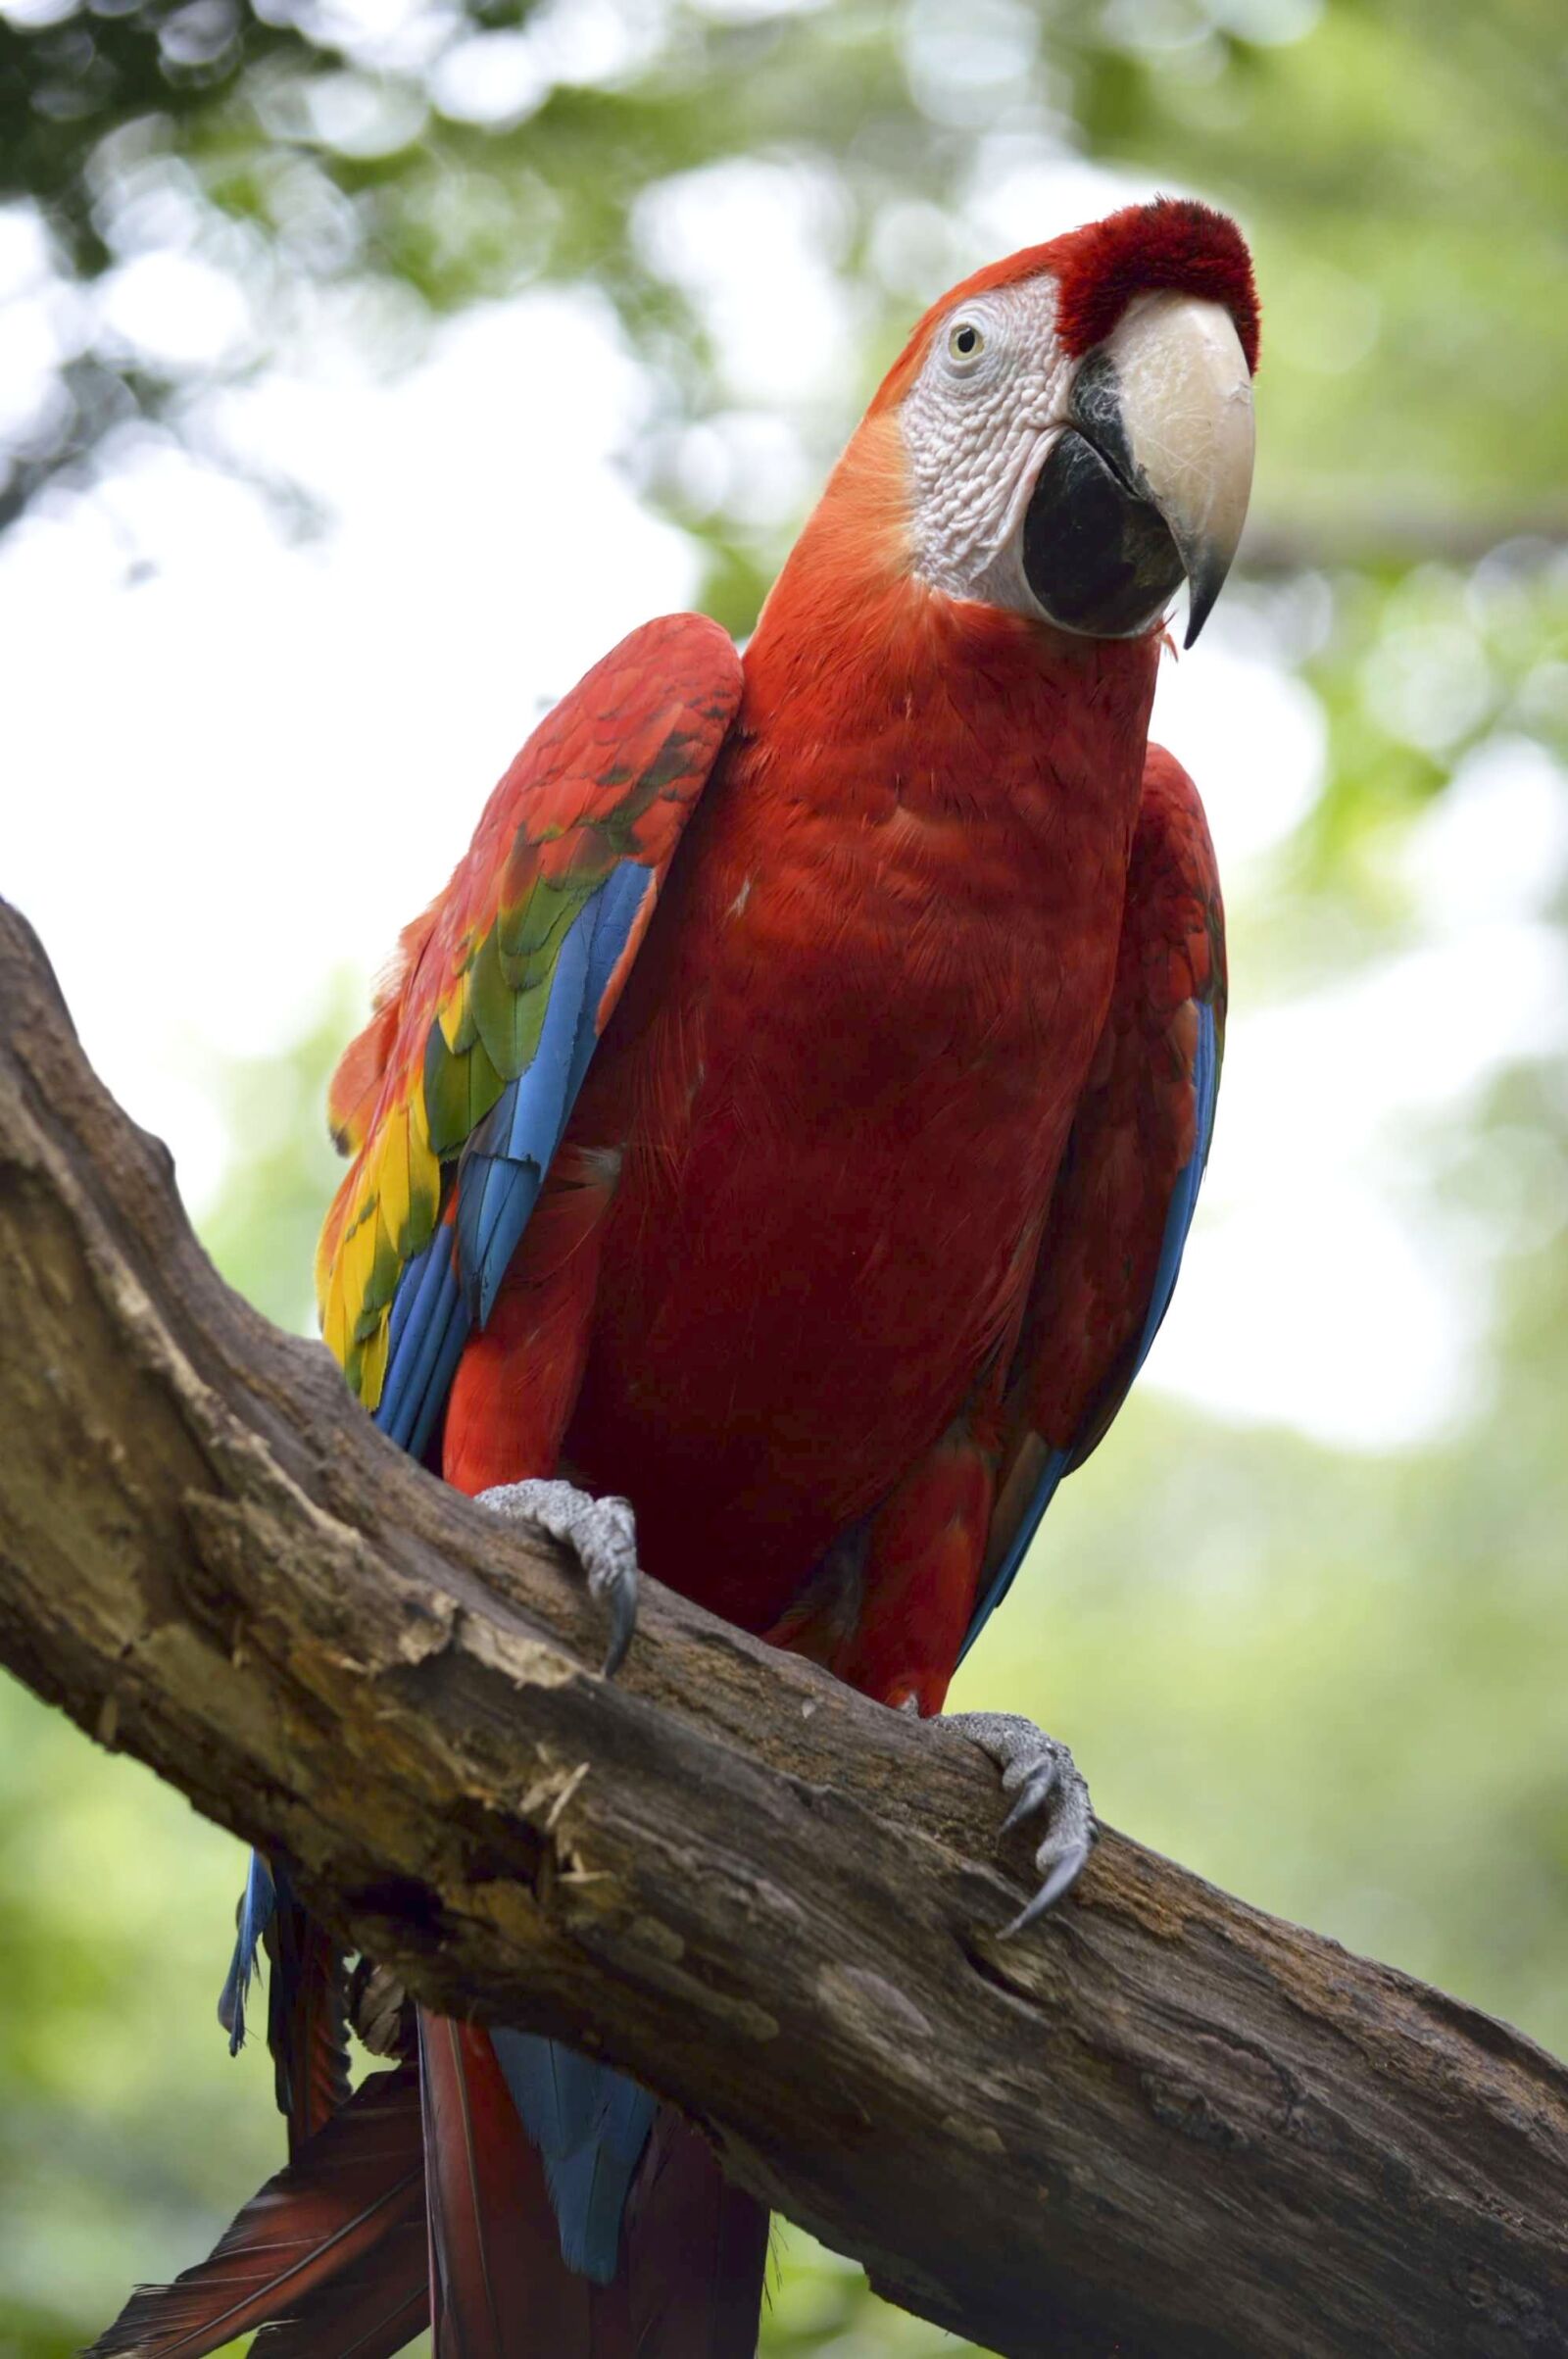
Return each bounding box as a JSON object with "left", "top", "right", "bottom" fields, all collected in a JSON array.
[
  {"left": 490, "top": 2030, "right": 658, "bottom": 2284},
  {"left": 457, "top": 867, "right": 646, "bottom": 1329},
  {"left": 1128, "top": 996, "right": 1219, "bottom": 1371},
  {"left": 217, "top": 1849, "right": 275, "bottom": 2054},
  {"left": 573, "top": 861, "right": 652, "bottom": 1086},
  {"left": 375, "top": 1228, "right": 466, "bottom": 1458},
  {"left": 956, "top": 1444, "right": 1072, "bottom": 1668},
  {"left": 382, "top": 1223, "right": 443, "bottom": 1382},
  {"left": 459, "top": 937, "right": 580, "bottom": 1328}
]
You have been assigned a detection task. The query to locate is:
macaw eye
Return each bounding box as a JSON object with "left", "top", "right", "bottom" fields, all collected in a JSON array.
[{"left": 947, "top": 320, "right": 985, "bottom": 366}]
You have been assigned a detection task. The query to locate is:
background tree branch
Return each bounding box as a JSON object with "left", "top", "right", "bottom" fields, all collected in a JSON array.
[
  {"left": 1239, "top": 511, "right": 1568, "bottom": 574},
  {"left": 1, "top": 891, "right": 1566, "bottom": 2359}
]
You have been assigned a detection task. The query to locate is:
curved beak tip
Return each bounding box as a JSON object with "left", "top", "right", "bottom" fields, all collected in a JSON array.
[{"left": 1182, "top": 547, "right": 1234, "bottom": 648}]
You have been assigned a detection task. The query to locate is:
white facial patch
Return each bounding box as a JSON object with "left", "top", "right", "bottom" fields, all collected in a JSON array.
[{"left": 900, "top": 276, "right": 1072, "bottom": 613}]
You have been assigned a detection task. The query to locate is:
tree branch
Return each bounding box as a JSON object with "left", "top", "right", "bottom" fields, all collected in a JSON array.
[{"left": 1, "top": 894, "right": 1565, "bottom": 2359}]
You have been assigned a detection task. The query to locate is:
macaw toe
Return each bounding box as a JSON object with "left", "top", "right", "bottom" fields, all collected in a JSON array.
[
  {"left": 478, "top": 1478, "right": 641, "bottom": 1676},
  {"left": 350, "top": 1958, "right": 415, "bottom": 2058},
  {"left": 947, "top": 1709, "right": 1097, "bottom": 1935}
]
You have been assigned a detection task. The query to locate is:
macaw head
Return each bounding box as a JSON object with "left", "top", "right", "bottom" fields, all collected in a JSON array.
[{"left": 870, "top": 198, "right": 1258, "bottom": 648}]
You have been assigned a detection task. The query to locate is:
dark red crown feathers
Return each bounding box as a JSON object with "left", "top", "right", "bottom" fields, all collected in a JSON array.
[
  {"left": 875, "top": 196, "right": 1259, "bottom": 413},
  {"left": 1052, "top": 197, "right": 1260, "bottom": 373}
]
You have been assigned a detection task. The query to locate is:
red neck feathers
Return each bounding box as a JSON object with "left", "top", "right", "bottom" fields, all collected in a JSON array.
[
  {"left": 737, "top": 430, "right": 1156, "bottom": 890},
  {"left": 745, "top": 411, "right": 1157, "bottom": 818}
]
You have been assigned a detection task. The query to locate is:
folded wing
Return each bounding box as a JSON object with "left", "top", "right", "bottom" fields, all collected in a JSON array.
[
  {"left": 315, "top": 613, "right": 744, "bottom": 1460},
  {"left": 962, "top": 743, "right": 1227, "bottom": 1661}
]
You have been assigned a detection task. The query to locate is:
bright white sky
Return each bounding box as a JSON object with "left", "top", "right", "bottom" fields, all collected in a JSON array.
[{"left": 4, "top": 151, "right": 1565, "bottom": 1453}]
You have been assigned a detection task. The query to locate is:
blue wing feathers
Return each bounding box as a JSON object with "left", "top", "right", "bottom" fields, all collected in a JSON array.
[
  {"left": 375, "top": 1231, "right": 466, "bottom": 1458},
  {"left": 460, "top": 906, "right": 589, "bottom": 1327},
  {"left": 374, "top": 864, "right": 656, "bottom": 1458},
  {"left": 578, "top": 861, "right": 653, "bottom": 1046}
]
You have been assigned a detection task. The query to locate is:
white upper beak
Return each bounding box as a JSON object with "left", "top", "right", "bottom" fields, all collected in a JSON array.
[{"left": 1088, "top": 291, "right": 1256, "bottom": 645}]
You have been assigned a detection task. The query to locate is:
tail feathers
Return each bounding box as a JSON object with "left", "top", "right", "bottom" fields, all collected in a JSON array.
[
  {"left": 419, "top": 2009, "right": 601, "bottom": 2356},
  {"left": 567, "top": 2069, "right": 662, "bottom": 2288},
  {"left": 622, "top": 2112, "right": 771, "bottom": 2359},
  {"left": 217, "top": 1849, "right": 276, "bottom": 2053},
  {"left": 490, "top": 2030, "right": 658, "bottom": 2283},
  {"left": 266, "top": 1879, "right": 352, "bottom": 2155},
  {"left": 218, "top": 1851, "right": 351, "bottom": 2154},
  {"left": 85, "top": 2062, "right": 425, "bottom": 2359},
  {"left": 250, "top": 2222, "right": 428, "bottom": 2359}
]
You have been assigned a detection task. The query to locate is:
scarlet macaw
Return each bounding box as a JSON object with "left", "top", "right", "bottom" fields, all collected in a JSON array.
[{"left": 93, "top": 196, "right": 1254, "bottom": 2359}]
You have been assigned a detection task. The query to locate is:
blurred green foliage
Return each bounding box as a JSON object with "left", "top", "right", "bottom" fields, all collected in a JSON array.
[
  {"left": 3, "top": 0, "right": 1565, "bottom": 576},
  {"left": 2, "top": 1, "right": 1566, "bottom": 2354}
]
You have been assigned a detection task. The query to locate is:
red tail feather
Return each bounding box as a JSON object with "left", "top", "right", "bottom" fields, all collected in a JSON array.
[
  {"left": 99, "top": 2003, "right": 765, "bottom": 2359},
  {"left": 418, "top": 2011, "right": 774, "bottom": 2357},
  {"left": 417, "top": 2012, "right": 767, "bottom": 2358},
  {"left": 419, "top": 2009, "right": 608, "bottom": 2355},
  {"left": 268, "top": 1898, "right": 352, "bottom": 2156},
  {"left": 86, "top": 2064, "right": 425, "bottom": 2359},
  {"left": 623, "top": 2112, "right": 770, "bottom": 2359},
  {"left": 251, "top": 2231, "right": 429, "bottom": 2359}
]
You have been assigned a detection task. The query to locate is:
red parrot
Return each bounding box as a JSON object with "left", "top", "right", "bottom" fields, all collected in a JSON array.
[{"left": 94, "top": 196, "right": 1253, "bottom": 2359}]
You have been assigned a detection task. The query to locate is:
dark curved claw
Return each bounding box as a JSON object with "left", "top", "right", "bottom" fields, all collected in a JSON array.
[
  {"left": 1002, "top": 1835, "right": 1094, "bottom": 1939},
  {"left": 596, "top": 1562, "right": 639, "bottom": 1680},
  {"left": 476, "top": 1479, "right": 641, "bottom": 1677},
  {"left": 999, "top": 1750, "right": 1060, "bottom": 1839},
  {"left": 947, "top": 1710, "right": 1097, "bottom": 1934}
]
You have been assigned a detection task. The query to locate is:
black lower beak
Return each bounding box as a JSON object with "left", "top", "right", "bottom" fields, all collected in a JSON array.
[{"left": 1020, "top": 427, "right": 1186, "bottom": 642}]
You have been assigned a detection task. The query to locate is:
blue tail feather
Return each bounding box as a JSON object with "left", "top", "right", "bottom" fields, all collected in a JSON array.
[
  {"left": 217, "top": 1850, "right": 276, "bottom": 2055},
  {"left": 490, "top": 2029, "right": 658, "bottom": 2285}
]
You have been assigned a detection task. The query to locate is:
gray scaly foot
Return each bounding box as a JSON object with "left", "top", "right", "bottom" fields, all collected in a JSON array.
[
  {"left": 478, "top": 1479, "right": 641, "bottom": 1676},
  {"left": 947, "top": 1710, "right": 1096, "bottom": 1936}
]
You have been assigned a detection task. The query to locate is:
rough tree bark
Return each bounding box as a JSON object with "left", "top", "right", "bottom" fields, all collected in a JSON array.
[{"left": 1, "top": 892, "right": 1566, "bottom": 2359}]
